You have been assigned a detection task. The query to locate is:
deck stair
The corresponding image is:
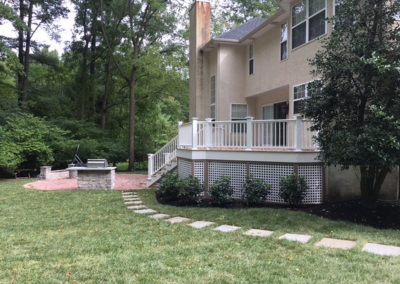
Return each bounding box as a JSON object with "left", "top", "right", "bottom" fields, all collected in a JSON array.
[{"left": 147, "top": 136, "right": 178, "bottom": 188}]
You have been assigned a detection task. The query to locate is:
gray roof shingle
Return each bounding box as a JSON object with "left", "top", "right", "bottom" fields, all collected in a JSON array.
[{"left": 215, "top": 18, "right": 267, "bottom": 41}]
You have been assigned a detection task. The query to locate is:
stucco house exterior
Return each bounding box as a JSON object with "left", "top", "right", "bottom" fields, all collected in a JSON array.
[{"left": 147, "top": 0, "right": 399, "bottom": 204}]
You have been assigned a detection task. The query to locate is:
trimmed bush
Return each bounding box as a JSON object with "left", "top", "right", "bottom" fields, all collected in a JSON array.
[
  {"left": 209, "top": 176, "right": 233, "bottom": 205},
  {"left": 243, "top": 175, "right": 271, "bottom": 204},
  {"left": 157, "top": 173, "right": 179, "bottom": 202},
  {"left": 279, "top": 174, "right": 308, "bottom": 206},
  {"left": 177, "top": 176, "right": 203, "bottom": 204},
  {"left": 157, "top": 173, "right": 203, "bottom": 204}
]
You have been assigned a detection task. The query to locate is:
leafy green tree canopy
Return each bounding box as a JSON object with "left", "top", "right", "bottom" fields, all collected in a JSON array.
[{"left": 304, "top": 0, "right": 400, "bottom": 206}]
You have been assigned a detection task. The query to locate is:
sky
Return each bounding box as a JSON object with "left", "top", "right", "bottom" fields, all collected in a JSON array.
[{"left": 0, "top": 0, "right": 230, "bottom": 56}]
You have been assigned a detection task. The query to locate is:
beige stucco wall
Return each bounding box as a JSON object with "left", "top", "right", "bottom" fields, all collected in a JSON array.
[{"left": 326, "top": 166, "right": 399, "bottom": 201}]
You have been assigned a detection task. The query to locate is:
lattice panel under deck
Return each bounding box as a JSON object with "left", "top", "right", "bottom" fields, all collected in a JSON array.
[
  {"left": 178, "top": 159, "right": 192, "bottom": 179},
  {"left": 299, "top": 164, "right": 323, "bottom": 204},
  {"left": 249, "top": 164, "right": 294, "bottom": 203},
  {"left": 194, "top": 161, "right": 205, "bottom": 196},
  {"left": 208, "top": 162, "right": 247, "bottom": 198}
]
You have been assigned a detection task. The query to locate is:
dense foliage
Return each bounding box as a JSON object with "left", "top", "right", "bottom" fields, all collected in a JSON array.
[
  {"left": 243, "top": 175, "right": 271, "bottom": 204},
  {"left": 303, "top": 0, "right": 400, "bottom": 205},
  {"left": 157, "top": 173, "right": 202, "bottom": 204},
  {"left": 279, "top": 175, "right": 308, "bottom": 206},
  {"left": 209, "top": 176, "right": 233, "bottom": 205}
]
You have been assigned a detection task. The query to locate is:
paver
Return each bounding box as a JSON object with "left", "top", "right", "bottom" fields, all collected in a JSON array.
[
  {"left": 149, "top": 214, "right": 170, "bottom": 219},
  {"left": 214, "top": 225, "right": 241, "bottom": 233},
  {"left": 124, "top": 198, "right": 140, "bottom": 201},
  {"left": 127, "top": 201, "right": 143, "bottom": 204},
  {"left": 243, "top": 229, "right": 273, "bottom": 237},
  {"left": 315, "top": 238, "right": 356, "bottom": 250},
  {"left": 166, "top": 217, "right": 190, "bottom": 224},
  {"left": 134, "top": 209, "right": 157, "bottom": 214},
  {"left": 125, "top": 201, "right": 141, "bottom": 205},
  {"left": 362, "top": 243, "right": 400, "bottom": 256},
  {"left": 279, "top": 233, "right": 312, "bottom": 243},
  {"left": 127, "top": 205, "right": 147, "bottom": 209},
  {"left": 188, "top": 221, "right": 215, "bottom": 229}
]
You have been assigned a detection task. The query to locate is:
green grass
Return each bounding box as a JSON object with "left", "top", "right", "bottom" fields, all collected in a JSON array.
[
  {"left": 116, "top": 162, "right": 147, "bottom": 175},
  {"left": 1, "top": 180, "right": 399, "bottom": 283}
]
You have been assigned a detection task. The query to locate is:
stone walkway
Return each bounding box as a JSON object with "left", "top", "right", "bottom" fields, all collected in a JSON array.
[
  {"left": 122, "top": 191, "right": 400, "bottom": 257},
  {"left": 25, "top": 174, "right": 147, "bottom": 191}
]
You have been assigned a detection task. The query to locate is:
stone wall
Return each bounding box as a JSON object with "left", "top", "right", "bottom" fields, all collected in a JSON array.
[
  {"left": 40, "top": 166, "right": 70, "bottom": 180},
  {"left": 77, "top": 169, "right": 115, "bottom": 190}
]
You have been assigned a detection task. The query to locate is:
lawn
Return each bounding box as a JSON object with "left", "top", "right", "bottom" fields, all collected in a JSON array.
[
  {"left": 1, "top": 180, "right": 399, "bottom": 283},
  {"left": 116, "top": 162, "right": 147, "bottom": 175}
]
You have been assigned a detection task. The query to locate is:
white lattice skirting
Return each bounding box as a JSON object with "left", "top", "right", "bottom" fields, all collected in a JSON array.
[{"left": 177, "top": 158, "right": 324, "bottom": 204}]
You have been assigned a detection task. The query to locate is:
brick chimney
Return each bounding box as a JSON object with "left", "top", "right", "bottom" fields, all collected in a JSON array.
[{"left": 189, "top": 0, "right": 211, "bottom": 119}]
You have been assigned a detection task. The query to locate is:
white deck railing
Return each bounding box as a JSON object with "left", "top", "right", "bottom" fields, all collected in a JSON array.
[
  {"left": 178, "top": 117, "right": 318, "bottom": 151},
  {"left": 147, "top": 135, "right": 178, "bottom": 179}
]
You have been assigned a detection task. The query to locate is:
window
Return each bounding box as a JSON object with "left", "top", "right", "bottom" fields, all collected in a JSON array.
[
  {"left": 292, "top": 0, "right": 326, "bottom": 49},
  {"left": 293, "top": 83, "right": 308, "bottom": 114},
  {"left": 231, "top": 104, "right": 248, "bottom": 132},
  {"left": 280, "top": 23, "right": 288, "bottom": 60},
  {"left": 210, "top": 76, "right": 216, "bottom": 120},
  {"left": 249, "top": 43, "right": 254, "bottom": 75}
]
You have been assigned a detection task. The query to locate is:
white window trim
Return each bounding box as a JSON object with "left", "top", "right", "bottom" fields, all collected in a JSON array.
[
  {"left": 210, "top": 75, "right": 216, "bottom": 120},
  {"left": 291, "top": 0, "right": 328, "bottom": 50},
  {"left": 293, "top": 82, "right": 309, "bottom": 115},
  {"left": 249, "top": 43, "right": 254, "bottom": 75},
  {"left": 280, "top": 22, "right": 288, "bottom": 61},
  {"left": 230, "top": 103, "right": 249, "bottom": 120}
]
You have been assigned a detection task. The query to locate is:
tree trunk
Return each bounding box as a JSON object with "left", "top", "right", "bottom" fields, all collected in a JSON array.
[
  {"left": 100, "top": 55, "right": 112, "bottom": 130},
  {"left": 80, "top": 0, "right": 90, "bottom": 121},
  {"left": 360, "top": 166, "right": 389, "bottom": 207},
  {"left": 128, "top": 70, "right": 136, "bottom": 172},
  {"left": 17, "top": 0, "right": 24, "bottom": 105},
  {"left": 90, "top": 18, "right": 97, "bottom": 117},
  {"left": 21, "top": 2, "right": 33, "bottom": 104}
]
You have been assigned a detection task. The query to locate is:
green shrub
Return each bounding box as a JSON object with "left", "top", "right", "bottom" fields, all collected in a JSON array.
[
  {"left": 157, "top": 173, "right": 179, "bottom": 202},
  {"left": 157, "top": 173, "right": 203, "bottom": 204},
  {"left": 209, "top": 176, "right": 233, "bottom": 205},
  {"left": 279, "top": 174, "right": 308, "bottom": 206},
  {"left": 243, "top": 175, "right": 271, "bottom": 204},
  {"left": 177, "top": 176, "right": 203, "bottom": 204}
]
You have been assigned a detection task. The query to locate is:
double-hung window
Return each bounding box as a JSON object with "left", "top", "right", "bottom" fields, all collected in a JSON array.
[
  {"left": 210, "top": 76, "right": 216, "bottom": 120},
  {"left": 231, "top": 104, "right": 248, "bottom": 132},
  {"left": 293, "top": 83, "right": 308, "bottom": 114},
  {"left": 292, "top": 0, "right": 326, "bottom": 49},
  {"left": 249, "top": 43, "right": 254, "bottom": 75},
  {"left": 280, "top": 23, "right": 288, "bottom": 60}
]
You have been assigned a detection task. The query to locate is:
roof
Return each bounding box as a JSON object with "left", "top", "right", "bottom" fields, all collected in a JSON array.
[{"left": 215, "top": 18, "right": 268, "bottom": 41}]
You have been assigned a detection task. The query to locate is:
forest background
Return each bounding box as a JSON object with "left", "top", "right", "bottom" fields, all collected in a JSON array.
[{"left": 0, "top": 0, "right": 277, "bottom": 176}]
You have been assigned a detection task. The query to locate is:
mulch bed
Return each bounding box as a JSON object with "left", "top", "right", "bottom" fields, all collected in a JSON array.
[{"left": 158, "top": 195, "right": 400, "bottom": 230}]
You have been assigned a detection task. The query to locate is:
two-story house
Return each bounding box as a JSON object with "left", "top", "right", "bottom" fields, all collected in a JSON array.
[{"left": 147, "top": 0, "right": 399, "bottom": 204}]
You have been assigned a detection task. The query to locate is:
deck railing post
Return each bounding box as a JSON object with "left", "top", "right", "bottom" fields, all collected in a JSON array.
[
  {"left": 147, "top": 153, "right": 154, "bottom": 180},
  {"left": 294, "top": 116, "right": 303, "bottom": 151},
  {"left": 205, "top": 118, "right": 213, "bottom": 148},
  {"left": 192, "top": 117, "right": 198, "bottom": 150},
  {"left": 246, "top": 116, "right": 253, "bottom": 151},
  {"left": 178, "top": 121, "right": 183, "bottom": 148}
]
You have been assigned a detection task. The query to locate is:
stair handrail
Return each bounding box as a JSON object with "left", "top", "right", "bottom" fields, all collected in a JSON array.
[{"left": 148, "top": 135, "right": 178, "bottom": 180}]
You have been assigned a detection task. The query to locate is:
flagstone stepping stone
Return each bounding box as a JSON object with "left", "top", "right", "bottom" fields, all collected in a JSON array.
[
  {"left": 362, "top": 243, "right": 400, "bottom": 256},
  {"left": 127, "top": 205, "right": 147, "bottom": 209},
  {"left": 243, "top": 229, "right": 273, "bottom": 237},
  {"left": 214, "top": 225, "right": 241, "bottom": 233},
  {"left": 188, "top": 221, "right": 215, "bottom": 229},
  {"left": 124, "top": 198, "right": 140, "bottom": 201},
  {"left": 315, "top": 238, "right": 356, "bottom": 250},
  {"left": 166, "top": 217, "right": 190, "bottom": 224},
  {"left": 279, "top": 233, "right": 312, "bottom": 244},
  {"left": 127, "top": 201, "right": 143, "bottom": 204},
  {"left": 134, "top": 209, "right": 157, "bottom": 214},
  {"left": 125, "top": 201, "right": 141, "bottom": 205},
  {"left": 149, "top": 214, "right": 170, "bottom": 219}
]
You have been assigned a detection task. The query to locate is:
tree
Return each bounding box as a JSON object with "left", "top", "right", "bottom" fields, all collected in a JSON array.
[
  {"left": 6, "top": 0, "right": 68, "bottom": 107},
  {"left": 100, "top": 0, "right": 175, "bottom": 171},
  {"left": 303, "top": 0, "right": 400, "bottom": 206}
]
